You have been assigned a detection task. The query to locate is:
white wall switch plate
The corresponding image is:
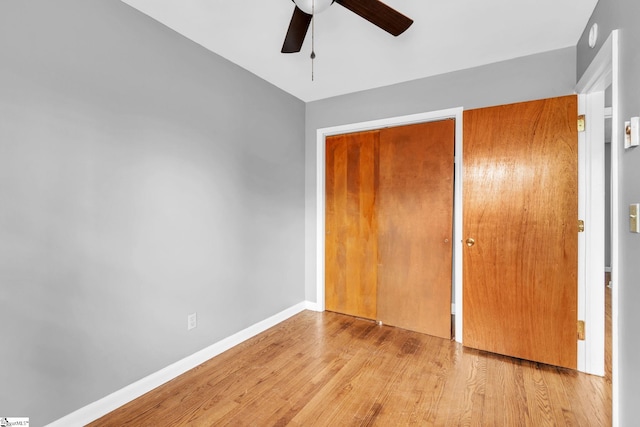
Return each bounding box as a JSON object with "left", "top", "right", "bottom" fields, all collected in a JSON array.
[
  {"left": 626, "top": 118, "right": 640, "bottom": 149},
  {"left": 631, "top": 117, "right": 640, "bottom": 147}
]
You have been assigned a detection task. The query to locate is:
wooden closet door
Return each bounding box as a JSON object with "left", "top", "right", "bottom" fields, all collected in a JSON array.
[
  {"left": 325, "top": 131, "right": 379, "bottom": 320},
  {"left": 462, "top": 96, "right": 578, "bottom": 369},
  {"left": 377, "top": 120, "right": 455, "bottom": 339}
]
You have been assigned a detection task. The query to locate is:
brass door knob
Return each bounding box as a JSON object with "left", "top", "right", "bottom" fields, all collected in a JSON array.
[{"left": 465, "top": 238, "right": 475, "bottom": 247}]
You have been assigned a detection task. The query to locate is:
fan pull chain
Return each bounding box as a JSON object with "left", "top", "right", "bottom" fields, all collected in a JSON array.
[{"left": 311, "top": 0, "right": 315, "bottom": 81}]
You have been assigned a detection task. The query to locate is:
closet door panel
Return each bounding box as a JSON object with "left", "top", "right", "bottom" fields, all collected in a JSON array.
[
  {"left": 377, "top": 120, "right": 455, "bottom": 338},
  {"left": 325, "top": 131, "right": 379, "bottom": 320}
]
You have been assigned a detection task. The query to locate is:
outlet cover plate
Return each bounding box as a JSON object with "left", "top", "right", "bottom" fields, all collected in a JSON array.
[{"left": 188, "top": 313, "right": 197, "bottom": 330}]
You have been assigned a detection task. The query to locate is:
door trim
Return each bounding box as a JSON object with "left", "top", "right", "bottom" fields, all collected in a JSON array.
[
  {"left": 315, "top": 108, "right": 465, "bottom": 342},
  {"left": 575, "top": 29, "right": 619, "bottom": 424},
  {"left": 577, "top": 90, "right": 605, "bottom": 376}
]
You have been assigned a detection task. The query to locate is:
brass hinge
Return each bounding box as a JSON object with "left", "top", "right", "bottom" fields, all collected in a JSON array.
[
  {"left": 577, "top": 320, "right": 586, "bottom": 341},
  {"left": 578, "top": 115, "right": 586, "bottom": 132},
  {"left": 578, "top": 220, "right": 585, "bottom": 233}
]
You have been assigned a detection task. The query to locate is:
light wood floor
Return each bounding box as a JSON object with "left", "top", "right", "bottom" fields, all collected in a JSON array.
[{"left": 91, "top": 292, "right": 612, "bottom": 426}]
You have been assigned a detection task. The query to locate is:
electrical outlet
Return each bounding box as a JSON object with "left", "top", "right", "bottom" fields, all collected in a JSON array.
[{"left": 187, "top": 313, "right": 197, "bottom": 331}]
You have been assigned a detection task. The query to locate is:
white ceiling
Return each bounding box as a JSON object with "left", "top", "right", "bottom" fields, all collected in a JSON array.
[{"left": 120, "top": 0, "right": 599, "bottom": 102}]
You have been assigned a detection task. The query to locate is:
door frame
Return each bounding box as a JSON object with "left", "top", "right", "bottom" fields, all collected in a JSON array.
[
  {"left": 575, "top": 29, "right": 619, "bottom": 422},
  {"left": 315, "top": 107, "right": 465, "bottom": 342},
  {"left": 577, "top": 91, "right": 605, "bottom": 374}
]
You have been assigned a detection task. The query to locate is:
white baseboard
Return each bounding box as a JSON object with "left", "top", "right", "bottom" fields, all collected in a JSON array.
[
  {"left": 46, "top": 301, "right": 309, "bottom": 427},
  {"left": 305, "top": 300, "right": 323, "bottom": 312}
]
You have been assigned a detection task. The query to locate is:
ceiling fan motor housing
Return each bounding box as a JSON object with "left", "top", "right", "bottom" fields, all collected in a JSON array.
[{"left": 293, "top": 0, "right": 334, "bottom": 15}]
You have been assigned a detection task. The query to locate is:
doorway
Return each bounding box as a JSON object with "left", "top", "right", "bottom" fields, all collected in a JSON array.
[
  {"left": 575, "top": 30, "right": 619, "bottom": 379},
  {"left": 604, "top": 85, "right": 613, "bottom": 380}
]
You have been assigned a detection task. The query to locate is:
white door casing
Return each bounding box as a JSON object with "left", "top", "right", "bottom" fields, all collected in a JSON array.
[{"left": 575, "top": 29, "right": 619, "bottom": 424}]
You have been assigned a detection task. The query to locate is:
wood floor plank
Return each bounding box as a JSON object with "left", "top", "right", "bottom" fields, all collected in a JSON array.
[
  {"left": 522, "top": 363, "right": 556, "bottom": 427},
  {"left": 377, "top": 335, "right": 445, "bottom": 425},
  {"left": 439, "top": 346, "right": 481, "bottom": 426},
  {"left": 90, "top": 310, "right": 611, "bottom": 427},
  {"left": 482, "top": 353, "right": 527, "bottom": 426}
]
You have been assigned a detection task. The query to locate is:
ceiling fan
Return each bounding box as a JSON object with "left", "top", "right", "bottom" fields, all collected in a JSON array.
[{"left": 281, "top": 0, "right": 414, "bottom": 53}]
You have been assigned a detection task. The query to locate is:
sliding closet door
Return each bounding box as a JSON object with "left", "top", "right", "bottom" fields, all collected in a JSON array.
[
  {"left": 377, "top": 120, "right": 455, "bottom": 339},
  {"left": 325, "top": 131, "right": 379, "bottom": 320}
]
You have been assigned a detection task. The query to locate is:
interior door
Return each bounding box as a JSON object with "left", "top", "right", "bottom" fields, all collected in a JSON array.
[
  {"left": 377, "top": 120, "right": 455, "bottom": 339},
  {"left": 463, "top": 95, "right": 578, "bottom": 369},
  {"left": 325, "top": 131, "right": 379, "bottom": 320}
]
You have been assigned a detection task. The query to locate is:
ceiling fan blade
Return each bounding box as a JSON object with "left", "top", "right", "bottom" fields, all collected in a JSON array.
[
  {"left": 335, "top": 0, "right": 413, "bottom": 36},
  {"left": 281, "top": 7, "right": 313, "bottom": 53}
]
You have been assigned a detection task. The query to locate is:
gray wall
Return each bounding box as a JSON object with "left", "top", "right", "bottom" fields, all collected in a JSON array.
[
  {"left": 304, "top": 47, "right": 578, "bottom": 302},
  {"left": 0, "top": 1, "right": 305, "bottom": 425},
  {"left": 577, "top": 0, "right": 640, "bottom": 423}
]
